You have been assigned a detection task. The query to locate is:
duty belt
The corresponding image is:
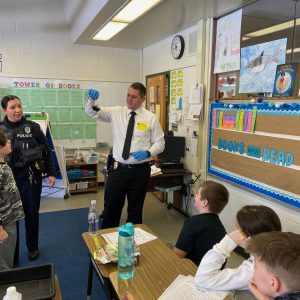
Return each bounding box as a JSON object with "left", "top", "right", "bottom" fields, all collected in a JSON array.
[{"left": 113, "top": 161, "right": 151, "bottom": 169}]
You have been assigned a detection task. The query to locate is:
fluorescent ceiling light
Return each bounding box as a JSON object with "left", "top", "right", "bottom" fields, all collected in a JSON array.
[
  {"left": 113, "top": 0, "right": 161, "bottom": 23},
  {"left": 286, "top": 47, "right": 300, "bottom": 54},
  {"left": 92, "top": 0, "right": 161, "bottom": 41},
  {"left": 242, "top": 18, "right": 300, "bottom": 41},
  {"left": 93, "top": 21, "right": 128, "bottom": 41}
]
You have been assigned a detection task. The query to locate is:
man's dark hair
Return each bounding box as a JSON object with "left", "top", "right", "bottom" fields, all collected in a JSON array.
[
  {"left": 1, "top": 95, "right": 21, "bottom": 109},
  {"left": 130, "top": 82, "right": 146, "bottom": 98},
  {"left": 237, "top": 205, "right": 281, "bottom": 237}
]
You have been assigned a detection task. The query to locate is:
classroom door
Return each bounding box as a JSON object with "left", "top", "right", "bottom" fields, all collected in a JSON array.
[{"left": 146, "top": 73, "right": 168, "bottom": 132}]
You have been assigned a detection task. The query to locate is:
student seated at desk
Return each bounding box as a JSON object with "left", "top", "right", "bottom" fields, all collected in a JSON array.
[
  {"left": 173, "top": 180, "right": 229, "bottom": 265},
  {"left": 195, "top": 205, "right": 282, "bottom": 300},
  {"left": 246, "top": 231, "right": 300, "bottom": 300}
]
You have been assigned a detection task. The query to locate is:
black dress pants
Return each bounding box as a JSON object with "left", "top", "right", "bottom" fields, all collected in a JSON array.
[
  {"left": 101, "top": 164, "right": 151, "bottom": 229},
  {"left": 14, "top": 168, "right": 42, "bottom": 254}
]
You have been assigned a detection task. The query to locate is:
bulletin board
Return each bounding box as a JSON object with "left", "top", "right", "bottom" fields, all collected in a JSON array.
[
  {"left": 0, "top": 77, "right": 130, "bottom": 145},
  {"left": 208, "top": 102, "right": 300, "bottom": 208},
  {"left": 0, "top": 87, "right": 95, "bottom": 140}
]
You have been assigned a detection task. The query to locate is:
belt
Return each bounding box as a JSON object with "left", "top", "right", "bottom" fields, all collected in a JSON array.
[{"left": 113, "top": 161, "right": 151, "bottom": 169}]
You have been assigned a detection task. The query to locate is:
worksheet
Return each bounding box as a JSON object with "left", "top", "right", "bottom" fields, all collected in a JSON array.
[{"left": 101, "top": 227, "right": 157, "bottom": 245}]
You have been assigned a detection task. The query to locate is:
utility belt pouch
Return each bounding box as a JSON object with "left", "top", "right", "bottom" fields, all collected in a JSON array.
[{"left": 23, "top": 145, "right": 44, "bottom": 165}]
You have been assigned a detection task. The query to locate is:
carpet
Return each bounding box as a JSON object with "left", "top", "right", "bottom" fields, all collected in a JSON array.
[{"left": 19, "top": 208, "right": 108, "bottom": 300}]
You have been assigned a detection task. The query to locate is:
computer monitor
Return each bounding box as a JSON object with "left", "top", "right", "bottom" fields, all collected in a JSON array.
[{"left": 158, "top": 135, "right": 185, "bottom": 162}]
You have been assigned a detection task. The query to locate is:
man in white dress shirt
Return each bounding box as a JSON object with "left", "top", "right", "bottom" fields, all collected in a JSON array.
[{"left": 85, "top": 82, "right": 165, "bottom": 228}]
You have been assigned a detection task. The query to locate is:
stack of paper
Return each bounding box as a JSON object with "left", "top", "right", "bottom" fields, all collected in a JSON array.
[{"left": 158, "top": 275, "right": 229, "bottom": 300}]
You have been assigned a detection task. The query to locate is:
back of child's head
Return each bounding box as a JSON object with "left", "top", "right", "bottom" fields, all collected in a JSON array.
[
  {"left": 246, "top": 231, "right": 300, "bottom": 291},
  {"left": 0, "top": 130, "right": 8, "bottom": 147},
  {"left": 199, "top": 180, "right": 229, "bottom": 214},
  {"left": 237, "top": 205, "right": 281, "bottom": 236}
]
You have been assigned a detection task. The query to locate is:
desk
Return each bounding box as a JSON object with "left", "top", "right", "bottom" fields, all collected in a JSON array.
[
  {"left": 82, "top": 224, "right": 196, "bottom": 299},
  {"left": 109, "top": 258, "right": 196, "bottom": 300},
  {"left": 149, "top": 171, "right": 191, "bottom": 213}
]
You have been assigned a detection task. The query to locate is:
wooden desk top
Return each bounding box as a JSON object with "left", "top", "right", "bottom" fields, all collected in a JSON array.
[
  {"left": 82, "top": 224, "right": 181, "bottom": 278},
  {"left": 83, "top": 224, "right": 198, "bottom": 300},
  {"left": 83, "top": 224, "right": 230, "bottom": 300},
  {"left": 109, "top": 258, "right": 197, "bottom": 300}
]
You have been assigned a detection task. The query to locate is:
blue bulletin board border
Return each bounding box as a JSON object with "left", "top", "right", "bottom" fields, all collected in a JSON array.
[{"left": 208, "top": 103, "right": 300, "bottom": 209}]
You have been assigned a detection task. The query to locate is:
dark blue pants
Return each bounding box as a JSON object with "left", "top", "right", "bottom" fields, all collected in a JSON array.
[
  {"left": 101, "top": 165, "right": 151, "bottom": 229},
  {"left": 14, "top": 167, "right": 42, "bottom": 253}
]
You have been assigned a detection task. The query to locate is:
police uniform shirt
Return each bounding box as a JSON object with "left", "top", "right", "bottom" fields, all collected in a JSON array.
[{"left": 85, "top": 100, "right": 165, "bottom": 164}]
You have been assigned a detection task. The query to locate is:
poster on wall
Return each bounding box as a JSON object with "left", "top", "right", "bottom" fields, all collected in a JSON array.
[
  {"left": 272, "top": 63, "right": 298, "bottom": 97},
  {"left": 208, "top": 102, "right": 300, "bottom": 208},
  {"left": 214, "top": 9, "right": 242, "bottom": 74},
  {"left": 217, "top": 72, "right": 237, "bottom": 98},
  {"left": 239, "top": 38, "right": 287, "bottom": 93}
]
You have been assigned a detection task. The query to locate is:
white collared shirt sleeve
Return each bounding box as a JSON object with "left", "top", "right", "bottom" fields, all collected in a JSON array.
[
  {"left": 85, "top": 99, "right": 98, "bottom": 118},
  {"left": 194, "top": 234, "right": 254, "bottom": 291}
]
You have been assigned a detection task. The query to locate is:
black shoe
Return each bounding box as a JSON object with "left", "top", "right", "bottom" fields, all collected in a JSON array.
[{"left": 28, "top": 250, "right": 39, "bottom": 261}]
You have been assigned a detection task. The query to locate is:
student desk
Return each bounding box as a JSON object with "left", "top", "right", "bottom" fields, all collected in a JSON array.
[{"left": 82, "top": 224, "right": 196, "bottom": 299}]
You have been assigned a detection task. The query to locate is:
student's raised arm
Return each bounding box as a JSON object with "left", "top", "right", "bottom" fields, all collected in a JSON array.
[{"left": 194, "top": 232, "right": 253, "bottom": 291}]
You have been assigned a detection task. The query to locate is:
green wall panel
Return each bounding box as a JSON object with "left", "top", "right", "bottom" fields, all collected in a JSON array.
[{"left": 0, "top": 88, "right": 95, "bottom": 140}]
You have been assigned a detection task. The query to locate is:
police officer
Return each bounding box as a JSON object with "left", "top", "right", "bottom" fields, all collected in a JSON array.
[
  {"left": 86, "top": 82, "right": 165, "bottom": 229},
  {"left": 0, "top": 95, "right": 56, "bottom": 261}
]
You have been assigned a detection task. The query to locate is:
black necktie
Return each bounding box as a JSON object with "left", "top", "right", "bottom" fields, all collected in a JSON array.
[{"left": 122, "top": 111, "right": 136, "bottom": 160}]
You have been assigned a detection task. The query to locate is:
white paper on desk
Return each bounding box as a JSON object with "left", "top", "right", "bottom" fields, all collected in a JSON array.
[
  {"left": 101, "top": 227, "right": 157, "bottom": 246},
  {"left": 158, "top": 275, "right": 229, "bottom": 300}
]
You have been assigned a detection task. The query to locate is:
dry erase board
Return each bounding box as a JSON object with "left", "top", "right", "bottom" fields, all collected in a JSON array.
[
  {"left": 208, "top": 102, "right": 300, "bottom": 208},
  {"left": 0, "top": 87, "right": 95, "bottom": 140},
  {"left": 0, "top": 78, "right": 129, "bottom": 144}
]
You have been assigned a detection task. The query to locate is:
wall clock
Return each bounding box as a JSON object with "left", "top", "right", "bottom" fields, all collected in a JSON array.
[{"left": 171, "top": 35, "right": 185, "bottom": 59}]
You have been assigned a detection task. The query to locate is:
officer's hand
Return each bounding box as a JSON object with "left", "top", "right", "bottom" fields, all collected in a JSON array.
[
  {"left": 88, "top": 89, "right": 99, "bottom": 101},
  {"left": 132, "top": 151, "right": 150, "bottom": 161},
  {"left": 48, "top": 176, "right": 56, "bottom": 188}
]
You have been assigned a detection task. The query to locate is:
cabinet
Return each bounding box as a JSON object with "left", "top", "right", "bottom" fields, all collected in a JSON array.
[{"left": 66, "top": 161, "right": 98, "bottom": 194}]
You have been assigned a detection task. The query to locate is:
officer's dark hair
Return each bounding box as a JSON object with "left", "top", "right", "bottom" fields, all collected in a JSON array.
[
  {"left": 1, "top": 95, "right": 21, "bottom": 109},
  {"left": 0, "top": 130, "right": 8, "bottom": 147},
  {"left": 130, "top": 82, "right": 146, "bottom": 98}
]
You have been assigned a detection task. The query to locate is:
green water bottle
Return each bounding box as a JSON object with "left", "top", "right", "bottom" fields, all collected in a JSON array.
[{"left": 118, "top": 223, "right": 134, "bottom": 280}]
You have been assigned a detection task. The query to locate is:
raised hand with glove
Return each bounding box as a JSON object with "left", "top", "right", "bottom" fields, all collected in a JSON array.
[
  {"left": 132, "top": 151, "right": 151, "bottom": 161},
  {"left": 88, "top": 89, "right": 99, "bottom": 101},
  {"left": 87, "top": 89, "right": 100, "bottom": 112}
]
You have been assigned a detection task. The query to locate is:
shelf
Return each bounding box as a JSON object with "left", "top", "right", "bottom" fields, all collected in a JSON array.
[
  {"left": 65, "top": 156, "right": 99, "bottom": 195},
  {"left": 69, "top": 187, "right": 98, "bottom": 194},
  {"left": 68, "top": 176, "right": 97, "bottom": 180}
]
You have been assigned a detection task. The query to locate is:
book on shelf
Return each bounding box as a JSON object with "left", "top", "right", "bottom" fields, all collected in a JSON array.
[{"left": 272, "top": 63, "right": 298, "bottom": 97}]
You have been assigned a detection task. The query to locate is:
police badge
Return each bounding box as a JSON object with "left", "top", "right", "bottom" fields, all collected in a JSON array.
[
  {"left": 113, "top": 161, "right": 119, "bottom": 170},
  {"left": 24, "top": 126, "right": 31, "bottom": 134}
]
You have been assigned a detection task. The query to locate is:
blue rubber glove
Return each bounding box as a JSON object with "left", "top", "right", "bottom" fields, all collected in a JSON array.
[
  {"left": 88, "top": 89, "right": 99, "bottom": 101},
  {"left": 132, "top": 151, "right": 150, "bottom": 161}
]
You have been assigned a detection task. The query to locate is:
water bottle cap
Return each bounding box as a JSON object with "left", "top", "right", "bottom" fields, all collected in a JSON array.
[
  {"left": 118, "top": 222, "right": 134, "bottom": 236},
  {"left": 7, "top": 286, "right": 17, "bottom": 294}
]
